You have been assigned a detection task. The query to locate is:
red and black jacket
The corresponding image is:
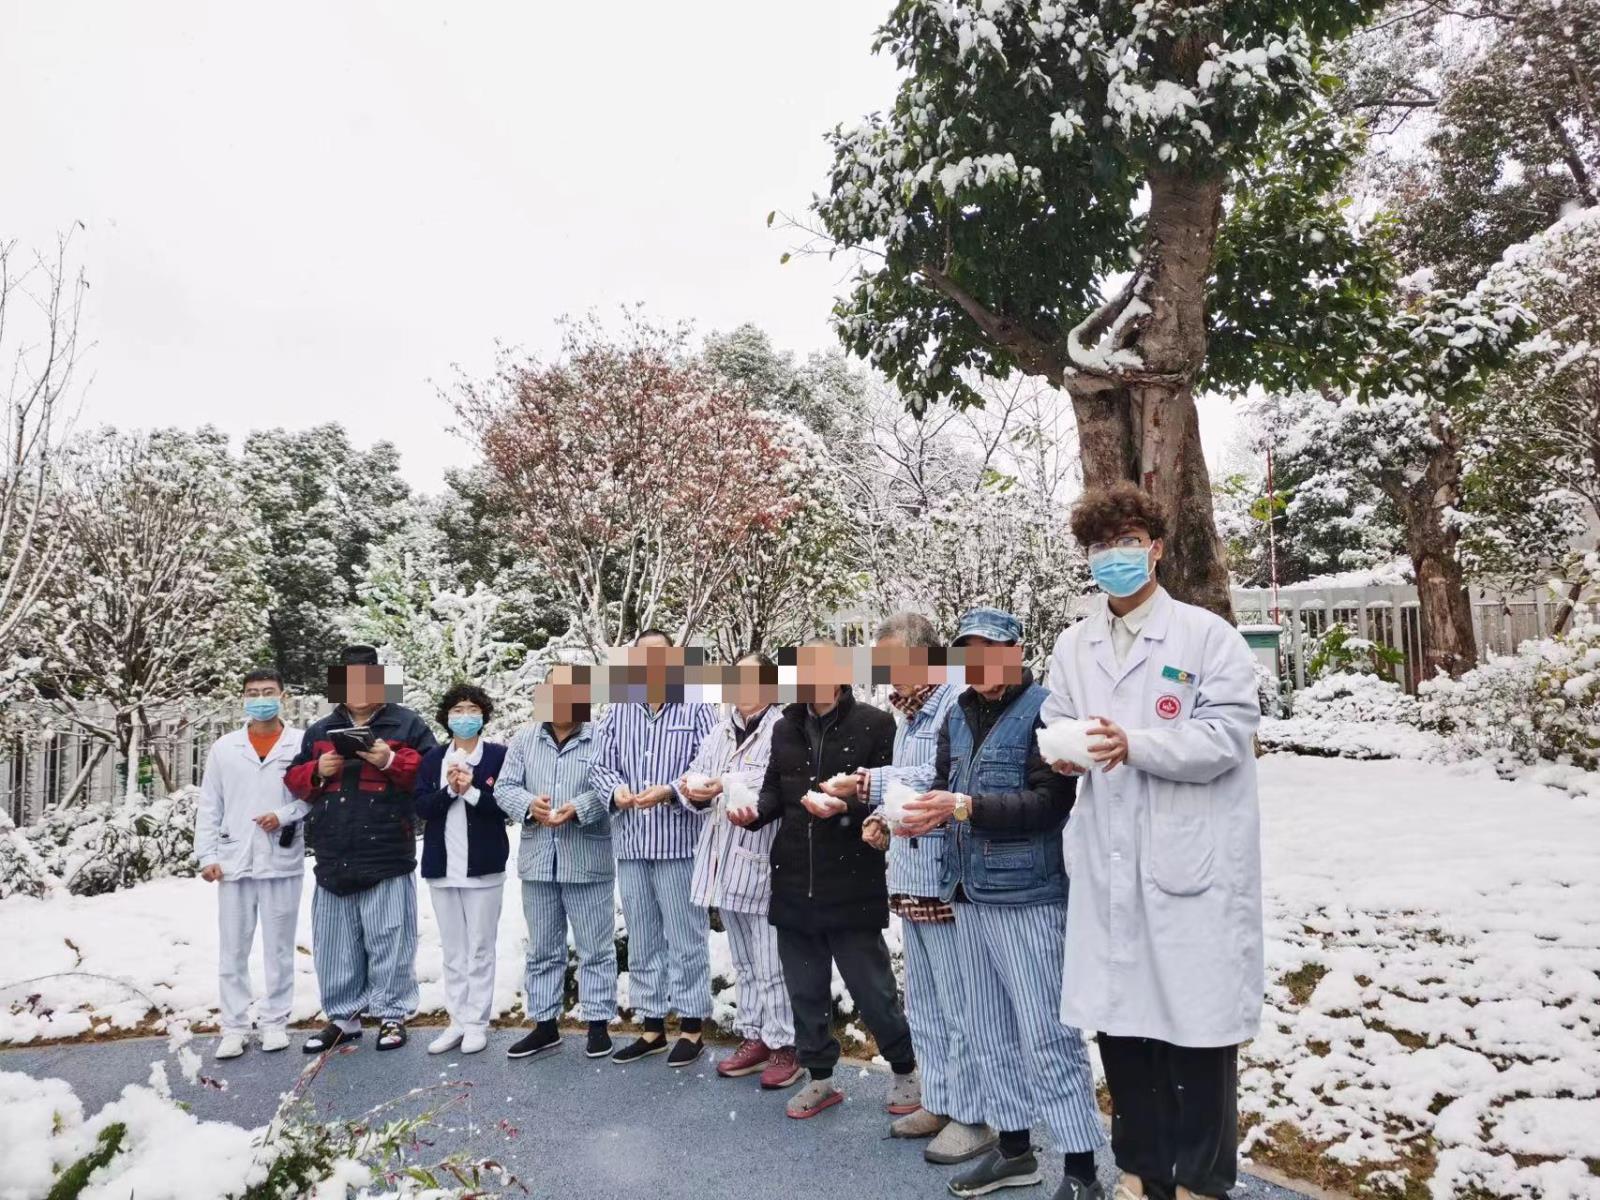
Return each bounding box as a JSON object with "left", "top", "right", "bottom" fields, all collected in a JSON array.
[{"left": 286, "top": 704, "right": 438, "bottom": 896}]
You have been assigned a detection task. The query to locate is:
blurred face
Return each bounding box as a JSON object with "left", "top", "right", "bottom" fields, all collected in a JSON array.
[
  {"left": 872, "top": 634, "right": 938, "bottom": 692},
  {"left": 342, "top": 665, "right": 387, "bottom": 710},
  {"left": 958, "top": 636, "right": 1025, "bottom": 697},
  {"left": 534, "top": 664, "right": 592, "bottom": 726},
  {"left": 797, "top": 642, "right": 852, "bottom": 704},
  {"left": 727, "top": 656, "right": 778, "bottom": 712},
  {"left": 633, "top": 633, "right": 681, "bottom": 702}
]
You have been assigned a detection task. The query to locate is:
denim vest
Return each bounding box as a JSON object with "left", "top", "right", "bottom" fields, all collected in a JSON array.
[{"left": 939, "top": 682, "right": 1066, "bottom": 907}]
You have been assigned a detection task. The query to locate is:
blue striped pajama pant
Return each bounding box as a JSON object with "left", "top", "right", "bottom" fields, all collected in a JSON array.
[
  {"left": 521, "top": 878, "right": 618, "bottom": 1023},
  {"left": 720, "top": 908, "right": 794, "bottom": 1047},
  {"left": 902, "top": 917, "right": 986, "bottom": 1125},
  {"left": 311, "top": 874, "right": 419, "bottom": 1028},
  {"left": 954, "top": 899, "right": 1104, "bottom": 1153},
  {"left": 617, "top": 857, "right": 712, "bottom": 1020}
]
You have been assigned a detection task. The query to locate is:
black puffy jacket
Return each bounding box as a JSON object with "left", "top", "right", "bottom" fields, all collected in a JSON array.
[
  {"left": 752, "top": 690, "right": 895, "bottom": 932},
  {"left": 286, "top": 704, "right": 438, "bottom": 896}
]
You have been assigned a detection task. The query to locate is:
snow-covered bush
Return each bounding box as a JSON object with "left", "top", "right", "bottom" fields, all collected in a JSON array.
[
  {"left": 0, "top": 811, "right": 59, "bottom": 899},
  {"left": 25, "top": 788, "right": 199, "bottom": 897},
  {"left": 1421, "top": 608, "right": 1600, "bottom": 772},
  {"left": 0, "top": 1064, "right": 516, "bottom": 1200},
  {"left": 1289, "top": 672, "right": 1419, "bottom": 725},
  {"left": 1263, "top": 673, "right": 1437, "bottom": 760}
]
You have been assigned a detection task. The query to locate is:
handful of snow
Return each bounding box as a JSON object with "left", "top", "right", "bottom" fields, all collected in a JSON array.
[
  {"left": 804, "top": 789, "right": 846, "bottom": 815},
  {"left": 721, "top": 773, "right": 757, "bottom": 820},
  {"left": 1037, "top": 719, "right": 1097, "bottom": 771},
  {"left": 824, "top": 771, "right": 857, "bottom": 790},
  {"left": 880, "top": 780, "right": 919, "bottom": 831},
  {"left": 682, "top": 771, "right": 713, "bottom": 792}
]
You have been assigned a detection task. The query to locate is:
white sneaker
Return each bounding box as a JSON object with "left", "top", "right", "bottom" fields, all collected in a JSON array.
[
  {"left": 259, "top": 1026, "right": 289, "bottom": 1052},
  {"left": 215, "top": 1034, "right": 247, "bottom": 1060},
  {"left": 428, "top": 1027, "right": 465, "bottom": 1055},
  {"left": 460, "top": 1029, "right": 488, "bottom": 1054}
]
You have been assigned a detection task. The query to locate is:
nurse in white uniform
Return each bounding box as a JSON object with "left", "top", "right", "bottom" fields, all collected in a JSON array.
[{"left": 1040, "top": 482, "right": 1264, "bottom": 1200}]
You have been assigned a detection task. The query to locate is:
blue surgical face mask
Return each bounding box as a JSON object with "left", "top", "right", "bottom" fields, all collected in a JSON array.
[
  {"left": 243, "top": 696, "right": 281, "bottom": 722},
  {"left": 448, "top": 714, "right": 484, "bottom": 739},
  {"left": 1089, "top": 546, "right": 1153, "bottom": 598}
]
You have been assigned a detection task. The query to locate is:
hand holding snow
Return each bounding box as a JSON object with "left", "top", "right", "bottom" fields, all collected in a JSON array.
[
  {"left": 1037, "top": 719, "right": 1096, "bottom": 770},
  {"left": 880, "top": 780, "right": 919, "bottom": 832}
]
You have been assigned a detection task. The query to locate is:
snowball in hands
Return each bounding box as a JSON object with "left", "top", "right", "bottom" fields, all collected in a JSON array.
[
  {"left": 683, "top": 771, "right": 713, "bottom": 791},
  {"left": 881, "top": 780, "right": 919, "bottom": 832},
  {"left": 1038, "top": 719, "right": 1097, "bottom": 770}
]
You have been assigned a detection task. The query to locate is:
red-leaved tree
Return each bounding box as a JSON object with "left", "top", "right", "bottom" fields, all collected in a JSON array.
[{"left": 455, "top": 313, "right": 806, "bottom": 654}]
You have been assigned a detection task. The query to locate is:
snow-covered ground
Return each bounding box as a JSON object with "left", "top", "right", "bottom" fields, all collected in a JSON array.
[{"left": 3, "top": 754, "right": 1598, "bottom": 1199}]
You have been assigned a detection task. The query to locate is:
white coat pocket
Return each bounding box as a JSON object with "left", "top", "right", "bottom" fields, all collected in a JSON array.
[{"left": 1146, "top": 778, "right": 1216, "bottom": 896}]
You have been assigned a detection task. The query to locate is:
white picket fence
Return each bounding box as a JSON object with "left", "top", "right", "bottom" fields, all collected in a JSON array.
[{"left": 1231, "top": 582, "right": 1557, "bottom": 692}]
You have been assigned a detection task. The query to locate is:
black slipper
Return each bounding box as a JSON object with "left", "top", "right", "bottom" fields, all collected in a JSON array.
[
  {"left": 375, "top": 1020, "right": 408, "bottom": 1051},
  {"left": 302, "top": 1023, "right": 361, "bottom": 1054}
]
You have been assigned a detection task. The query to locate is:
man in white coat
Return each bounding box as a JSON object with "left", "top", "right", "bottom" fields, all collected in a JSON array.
[
  {"left": 194, "top": 667, "right": 309, "bottom": 1060},
  {"left": 1040, "top": 483, "right": 1264, "bottom": 1200}
]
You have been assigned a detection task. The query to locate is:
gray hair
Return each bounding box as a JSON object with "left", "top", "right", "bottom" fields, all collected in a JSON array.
[{"left": 874, "top": 611, "right": 941, "bottom": 648}]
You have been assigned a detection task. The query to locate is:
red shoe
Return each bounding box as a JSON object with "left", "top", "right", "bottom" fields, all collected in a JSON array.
[
  {"left": 760, "top": 1046, "right": 804, "bottom": 1090},
  {"left": 716, "top": 1038, "right": 772, "bottom": 1078}
]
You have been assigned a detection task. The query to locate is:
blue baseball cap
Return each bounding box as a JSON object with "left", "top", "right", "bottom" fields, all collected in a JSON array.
[{"left": 953, "top": 607, "right": 1022, "bottom": 645}]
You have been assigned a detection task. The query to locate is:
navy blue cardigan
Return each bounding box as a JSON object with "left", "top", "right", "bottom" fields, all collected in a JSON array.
[{"left": 414, "top": 741, "right": 511, "bottom": 880}]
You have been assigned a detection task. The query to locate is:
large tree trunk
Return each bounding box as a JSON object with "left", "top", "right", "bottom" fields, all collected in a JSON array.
[
  {"left": 1070, "top": 168, "right": 1235, "bottom": 620},
  {"left": 1072, "top": 385, "right": 1232, "bottom": 617},
  {"left": 1398, "top": 439, "right": 1478, "bottom": 679}
]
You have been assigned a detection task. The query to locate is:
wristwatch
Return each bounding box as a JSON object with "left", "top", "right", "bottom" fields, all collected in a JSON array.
[{"left": 952, "top": 793, "right": 971, "bottom": 822}]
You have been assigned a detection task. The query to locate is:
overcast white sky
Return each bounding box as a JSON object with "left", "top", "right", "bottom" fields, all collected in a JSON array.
[{"left": 3, "top": 0, "right": 1240, "bottom": 491}]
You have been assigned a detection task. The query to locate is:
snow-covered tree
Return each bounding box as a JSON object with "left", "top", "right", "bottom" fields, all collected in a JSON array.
[
  {"left": 340, "top": 511, "right": 543, "bottom": 727},
  {"left": 240, "top": 425, "right": 411, "bottom": 690},
  {"left": 836, "top": 378, "right": 1088, "bottom": 661},
  {"left": 697, "top": 327, "right": 867, "bottom": 656},
  {"left": 1473, "top": 205, "right": 1600, "bottom": 614},
  {"left": 0, "top": 235, "right": 86, "bottom": 722},
  {"left": 34, "top": 427, "right": 269, "bottom": 796},
  {"left": 1339, "top": 0, "right": 1600, "bottom": 292},
  {"left": 456, "top": 312, "right": 816, "bottom": 655},
  {"left": 809, "top": 1, "right": 1392, "bottom": 618}
]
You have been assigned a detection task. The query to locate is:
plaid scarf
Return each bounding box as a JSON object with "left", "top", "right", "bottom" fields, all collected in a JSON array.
[{"left": 888, "top": 683, "right": 938, "bottom": 721}]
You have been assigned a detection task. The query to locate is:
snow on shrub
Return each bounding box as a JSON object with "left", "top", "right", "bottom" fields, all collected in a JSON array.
[
  {"left": 0, "top": 1055, "right": 518, "bottom": 1200},
  {"left": 1421, "top": 606, "right": 1600, "bottom": 772},
  {"left": 0, "top": 811, "right": 60, "bottom": 900},
  {"left": 1290, "top": 672, "right": 1418, "bottom": 725},
  {"left": 26, "top": 787, "right": 200, "bottom": 897}
]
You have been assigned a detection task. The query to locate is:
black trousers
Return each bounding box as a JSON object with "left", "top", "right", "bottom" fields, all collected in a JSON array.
[
  {"left": 776, "top": 925, "right": 915, "bottom": 1077},
  {"left": 1098, "top": 1034, "right": 1239, "bottom": 1200}
]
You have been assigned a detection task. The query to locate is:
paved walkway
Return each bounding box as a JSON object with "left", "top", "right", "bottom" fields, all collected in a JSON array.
[{"left": 1, "top": 1033, "right": 1312, "bottom": 1200}]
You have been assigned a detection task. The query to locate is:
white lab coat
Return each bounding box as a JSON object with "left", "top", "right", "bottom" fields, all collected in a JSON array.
[
  {"left": 1042, "top": 589, "right": 1264, "bottom": 1048},
  {"left": 194, "top": 725, "right": 309, "bottom": 879}
]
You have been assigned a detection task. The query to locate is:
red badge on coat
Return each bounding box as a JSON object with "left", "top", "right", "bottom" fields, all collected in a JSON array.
[{"left": 1155, "top": 694, "right": 1182, "bottom": 720}]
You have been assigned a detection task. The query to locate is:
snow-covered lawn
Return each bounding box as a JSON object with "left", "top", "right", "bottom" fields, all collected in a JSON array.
[{"left": 2, "top": 754, "right": 1598, "bottom": 1199}]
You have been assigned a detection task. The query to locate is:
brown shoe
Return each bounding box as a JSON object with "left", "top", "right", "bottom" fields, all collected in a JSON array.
[
  {"left": 717, "top": 1038, "right": 771, "bottom": 1078},
  {"left": 760, "top": 1046, "right": 804, "bottom": 1089}
]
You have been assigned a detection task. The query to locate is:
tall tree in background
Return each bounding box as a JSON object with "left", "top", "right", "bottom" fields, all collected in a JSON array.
[
  {"left": 701, "top": 326, "right": 866, "bottom": 655},
  {"left": 810, "top": 1, "right": 1390, "bottom": 617},
  {"left": 35, "top": 427, "right": 268, "bottom": 796},
  {"left": 455, "top": 312, "right": 811, "bottom": 654},
  {"left": 241, "top": 426, "right": 411, "bottom": 689},
  {"left": 0, "top": 235, "right": 85, "bottom": 715}
]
